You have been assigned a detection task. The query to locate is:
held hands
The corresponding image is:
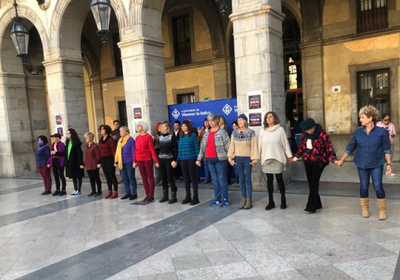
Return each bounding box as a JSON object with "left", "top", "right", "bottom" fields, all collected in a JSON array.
[
  {"left": 80, "top": 165, "right": 84, "bottom": 169},
  {"left": 386, "top": 165, "right": 392, "bottom": 176},
  {"left": 229, "top": 159, "right": 235, "bottom": 167},
  {"left": 97, "top": 164, "right": 101, "bottom": 169},
  {"left": 335, "top": 159, "right": 344, "bottom": 168},
  {"left": 47, "top": 164, "right": 51, "bottom": 168},
  {"left": 171, "top": 161, "right": 177, "bottom": 168},
  {"left": 287, "top": 158, "right": 294, "bottom": 164},
  {"left": 114, "top": 163, "right": 118, "bottom": 167},
  {"left": 155, "top": 163, "right": 159, "bottom": 168},
  {"left": 196, "top": 160, "right": 201, "bottom": 167},
  {"left": 133, "top": 162, "right": 137, "bottom": 168},
  {"left": 51, "top": 151, "right": 56, "bottom": 155},
  {"left": 250, "top": 160, "right": 257, "bottom": 166}
]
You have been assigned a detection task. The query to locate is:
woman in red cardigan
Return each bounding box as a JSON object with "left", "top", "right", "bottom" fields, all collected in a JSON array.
[{"left": 133, "top": 121, "right": 159, "bottom": 202}]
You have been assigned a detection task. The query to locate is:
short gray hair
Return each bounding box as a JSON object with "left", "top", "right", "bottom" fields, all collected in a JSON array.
[
  {"left": 84, "top": 132, "right": 94, "bottom": 141},
  {"left": 207, "top": 113, "right": 220, "bottom": 123},
  {"left": 120, "top": 126, "right": 130, "bottom": 134},
  {"left": 136, "top": 121, "right": 149, "bottom": 132}
]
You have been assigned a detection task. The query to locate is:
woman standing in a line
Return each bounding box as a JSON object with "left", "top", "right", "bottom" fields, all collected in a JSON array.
[
  {"left": 81, "top": 132, "right": 102, "bottom": 197},
  {"left": 336, "top": 106, "right": 391, "bottom": 220},
  {"left": 115, "top": 126, "right": 137, "bottom": 201},
  {"left": 36, "top": 135, "right": 51, "bottom": 195},
  {"left": 158, "top": 121, "right": 179, "bottom": 204},
  {"left": 65, "top": 129, "right": 84, "bottom": 195},
  {"left": 196, "top": 113, "right": 231, "bottom": 207},
  {"left": 198, "top": 118, "right": 211, "bottom": 184},
  {"left": 175, "top": 120, "right": 200, "bottom": 205},
  {"left": 98, "top": 125, "right": 118, "bottom": 198},
  {"left": 259, "top": 112, "right": 293, "bottom": 210},
  {"left": 133, "top": 121, "right": 159, "bottom": 202},
  {"left": 153, "top": 122, "right": 162, "bottom": 185},
  {"left": 228, "top": 115, "right": 259, "bottom": 209},
  {"left": 294, "top": 118, "right": 337, "bottom": 213},
  {"left": 231, "top": 120, "right": 240, "bottom": 188},
  {"left": 47, "top": 133, "right": 67, "bottom": 196}
]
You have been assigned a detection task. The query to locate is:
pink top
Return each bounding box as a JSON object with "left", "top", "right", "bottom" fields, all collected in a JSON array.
[{"left": 376, "top": 121, "right": 396, "bottom": 144}]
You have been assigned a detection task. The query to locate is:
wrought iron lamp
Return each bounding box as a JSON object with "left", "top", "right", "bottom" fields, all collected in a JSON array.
[
  {"left": 90, "top": 0, "right": 111, "bottom": 44},
  {"left": 9, "top": 0, "right": 29, "bottom": 66},
  {"left": 215, "top": 0, "right": 229, "bottom": 15}
]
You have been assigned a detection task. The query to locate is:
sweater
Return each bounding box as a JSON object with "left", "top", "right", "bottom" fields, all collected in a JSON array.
[
  {"left": 197, "top": 128, "right": 230, "bottom": 161},
  {"left": 258, "top": 125, "right": 293, "bottom": 165},
  {"left": 84, "top": 143, "right": 100, "bottom": 171},
  {"left": 158, "top": 133, "right": 178, "bottom": 161},
  {"left": 120, "top": 137, "right": 135, "bottom": 164},
  {"left": 36, "top": 145, "right": 50, "bottom": 167},
  {"left": 98, "top": 136, "right": 116, "bottom": 160},
  {"left": 178, "top": 133, "right": 199, "bottom": 161},
  {"left": 133, "top": 133, "right": 159, "bottom": 163},
  {"left": 227, "top": 129, "right": 259, "bottom": 161}
]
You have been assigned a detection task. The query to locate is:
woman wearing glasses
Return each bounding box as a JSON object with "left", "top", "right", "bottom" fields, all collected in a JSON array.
[{"left": 376, "top": 113, "right": 396, "bottom": 162}]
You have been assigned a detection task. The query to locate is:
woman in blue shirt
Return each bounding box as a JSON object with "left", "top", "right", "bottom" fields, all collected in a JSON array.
[{"left": 336, "top": 105, "right": 392, "bottom": 220}]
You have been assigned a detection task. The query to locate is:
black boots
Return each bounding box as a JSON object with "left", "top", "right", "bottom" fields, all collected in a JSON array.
[
  {"left": 168, "top": 192, "right": 177, "bottom": 204},
  {"left": 189, "top": 196, "right": 199, "bottom": 205},
  {"left": 281, "top": 196, "right": 287, "bottom": 209},
  {"left": 265, "top": 201, "right": 275, "bottom": 210},
  {"left": 159, "top": 191, "right": 169, "bottom": 203},
  {"left": 181, "top": 196, "right": 192, "bottom": 204}
]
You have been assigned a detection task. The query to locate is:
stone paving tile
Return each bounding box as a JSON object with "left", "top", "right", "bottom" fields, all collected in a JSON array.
[
  {"left": 298, "top": 265, "right": 355, "bottom": 280},
  {"left": 213, "top": 262, "right": 259, "bottom": 280},
  {"left": 176, "top": 266, "right": 221, "bottom": 280}
]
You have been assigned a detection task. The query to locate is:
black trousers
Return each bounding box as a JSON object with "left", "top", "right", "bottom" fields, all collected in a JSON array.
[
  {"left": 52, "top": 158, "right": 66, "bottom": 191},
  {"left": 159, "top": 158, "right": 177, "bottom": 193},
  {"left": 304, "top": 163, "right": 325, "bottom": 211},
  {"left": 266, "top": 173, "right": 285, "bottom": 202},
  {"left": 101, "top": 156, "right": 118, "bottom": 191},
  {"left": 72, "top": 176, "right": 83, "bottom": 191},
  {"left": 181, "top": 159, "right": 198, "bottom": 197},
  {"left": 88, "top": 169, "right": 102, "bottom": 193}
]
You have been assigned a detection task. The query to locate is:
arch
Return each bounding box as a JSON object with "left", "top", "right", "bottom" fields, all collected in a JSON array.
[
  {"left": 50, "top": 0, "right": 128, "bottom": 59},
  {"left": 0, "top": 5, "right": 50, "bottom": 65}
]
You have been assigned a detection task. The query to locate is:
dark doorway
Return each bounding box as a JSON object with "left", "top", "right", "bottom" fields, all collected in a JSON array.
[{"left": 118, "top": 101, "right": 128, "bottom": 126}]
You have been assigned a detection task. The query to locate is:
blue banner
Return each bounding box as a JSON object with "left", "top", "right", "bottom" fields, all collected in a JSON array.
[
  {"left": 168, "top": 98, "right": 238, "bottom": 179},
  {"left": 168, "top": 98, "right": 238, "bottom": 131}
]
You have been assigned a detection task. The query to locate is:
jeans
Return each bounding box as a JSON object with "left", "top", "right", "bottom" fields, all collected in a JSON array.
[
  {"left": 137, "top": 160, "right": 155, "bottom": 197},
  {"left": 203, "top": 159, "right": 211, "bottom": 181},
  {"left": 235, "top": 157, "right": 252, "bottom": 198},
  {"left": 207, "top": 157, "right": 228, "bottom": 201},
  {"left": 233, "top": 165, "right": 240, "bottom": 184},
  {"left": 181, "top": 159, "right": 198, "bottom": 197},
  {"left": 295, "top": 133, "right": 302, "bottom": 148},
  {"left": 304, "top": 163, "right": 325, "bottom": 211},
  {"left": 119, "top": 162, "right": 137, "bottom": 196},
  {"left": 357, "top": 165, "right": 385, "bottom": 199},
  {"left": 87, "top": 169, "right": 102, "bottom": 193}
]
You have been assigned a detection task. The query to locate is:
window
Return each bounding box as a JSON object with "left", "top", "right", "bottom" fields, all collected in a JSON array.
[
  {"left": 357, "top": 69, "right": 390, "bottom": 114},
  {"left": 177, "top": 93, "right": 195, "bottom": 104},
  {"left": 172, "top": 14, "right": 191, "bottom": 66},
  {"left": 113, "top": 33, "right": 123, "bottom": 77},
  {"left": 118, "top": 101, "right": 128, "bottom": 126},
  {"left": 357, "top": 0, "right": 388, "bottom": 33}
]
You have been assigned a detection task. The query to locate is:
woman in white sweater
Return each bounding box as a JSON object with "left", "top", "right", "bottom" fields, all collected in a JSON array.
[{"left": 259, "top": 111, "right": 294, "bottom": 210}]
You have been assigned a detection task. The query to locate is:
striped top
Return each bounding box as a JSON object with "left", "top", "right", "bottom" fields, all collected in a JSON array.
[{"left": 178, "top": 133, "right": 199, "bottom": 161}]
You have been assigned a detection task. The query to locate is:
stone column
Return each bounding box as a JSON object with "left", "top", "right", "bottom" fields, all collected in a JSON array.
[
  {"left": 89, "top": 72, "right": 105, "bottom": 142},
  {"left": 301, "top": 42, "right": 324, "bottom": 124},
  {"left": 0, "top": 73, "right": 36, "bottom": 177},
  {"left": 43, "top": 58, "right": 89, "bottom": 137},
  {"left": 230, "top": 1, "right": 287, "bottom": 190},
  {"left": 230, "top": 1, "right": 286, "bottom": 122},
  {"left": 118, "top": 37, "right": 168, "bottom": 134}
]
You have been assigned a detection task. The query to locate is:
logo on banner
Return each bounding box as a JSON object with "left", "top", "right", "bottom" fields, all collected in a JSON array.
[
  {"left": 172, "top": 109, "right": 180, "bottom": 119},
  {"left": 222, "top": 104, "right": 232, "bottom": 115}
]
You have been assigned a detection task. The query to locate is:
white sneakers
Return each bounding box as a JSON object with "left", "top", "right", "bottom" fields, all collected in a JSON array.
[{"left": 71, "top": 190, "right": 81, "bottom": 195}]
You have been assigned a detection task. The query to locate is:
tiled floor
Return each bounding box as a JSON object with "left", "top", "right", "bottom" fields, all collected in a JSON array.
[{"left": 0, "top": 176, "right": 399, "bottom": 280}]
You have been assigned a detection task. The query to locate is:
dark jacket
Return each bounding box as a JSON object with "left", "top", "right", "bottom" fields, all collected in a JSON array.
[
  {"left": 36, "top": 145, "right": 50, "bottom": 167},
  {"left": 66, "top": 141, "right": 84, "bottom": 178}
]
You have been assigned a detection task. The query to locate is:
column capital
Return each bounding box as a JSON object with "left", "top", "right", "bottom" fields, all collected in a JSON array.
[
  {"left": 42, "top": 58, "right": 84, "bottom": 68},
  {"left": 230, "top": 5, "right": 284, "bottom": 22},
  {"left": 118, "top": 37, "right": 164, "bottom": 49}
]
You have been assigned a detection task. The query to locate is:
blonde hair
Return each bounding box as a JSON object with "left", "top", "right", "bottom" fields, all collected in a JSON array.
[
  {"left": 161, "top": 121, "right": 172, "bottom": 134},
  {"left": 84, "top": 132, "right": 94, "bottom": 141},
  {"left": 359, "top": 105, "right": 379, "bottom": 122}
]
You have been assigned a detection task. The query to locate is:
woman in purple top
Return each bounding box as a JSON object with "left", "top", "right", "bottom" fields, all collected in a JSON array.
[
  {"left": 114, "top": 126, "right": 137, "bottom": 200},
  {"left": 36, "top": 135, "right": 51, "bottom": 195},
  {"left": 47, "top": 133, "right": 67, "bottom": 196}
]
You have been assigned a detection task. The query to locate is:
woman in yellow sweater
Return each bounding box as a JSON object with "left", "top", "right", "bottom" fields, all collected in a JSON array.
[
  {"left": 228, "top": 114, "right": 259, "bottom": 209},
  {"left": 259, "top": 112, "right": 294, "bottom": 210}
]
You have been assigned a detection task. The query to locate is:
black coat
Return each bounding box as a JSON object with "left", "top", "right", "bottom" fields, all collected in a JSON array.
[{"left": 66, "top": 141, "right": 84, "bottom": 179}]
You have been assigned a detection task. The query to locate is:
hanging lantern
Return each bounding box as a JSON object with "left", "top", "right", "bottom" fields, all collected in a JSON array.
[
  {"left": 215, "top": 0, "right": 229, "bottom": 15},
  {"left": 90, "top": 0, "right": 111, "bottom": 44},
  {"left": 9, "top": 0, "right": 29, "bottom": 65}
]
